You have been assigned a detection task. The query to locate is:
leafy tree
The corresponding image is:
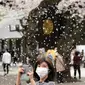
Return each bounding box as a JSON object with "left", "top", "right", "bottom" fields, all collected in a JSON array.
[{"left": 19, "top": 0, "right": 85, "bottom": 82}]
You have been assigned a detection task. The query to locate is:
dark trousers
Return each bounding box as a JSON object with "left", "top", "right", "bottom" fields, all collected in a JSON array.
[
  {"left": 3, "top": 63, "right": 10, "bottom": 74},
  {"left": 56, "top": 72, "right": 63, "bottom": 83},
  {"left": 73, "top": 64, "right": 81, "bottom": 79}
]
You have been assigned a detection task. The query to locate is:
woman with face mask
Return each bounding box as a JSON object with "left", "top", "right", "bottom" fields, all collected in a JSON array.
[{"left": 16, "top": 57, "right": 55, "bottom": 85}]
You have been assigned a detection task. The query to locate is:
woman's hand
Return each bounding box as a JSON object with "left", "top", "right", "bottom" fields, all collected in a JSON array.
[
  {"left": 27, "top": 70, "right": 34, "bottom": 81},
  {"left": 16, "top": 67, "right": 24, "bottom": 85},
  {"left": 27, "top": 70, "right": 36, "bottom": 85},
  {"left": 18, "top": 67, "right": 24, "bottom": 75}
]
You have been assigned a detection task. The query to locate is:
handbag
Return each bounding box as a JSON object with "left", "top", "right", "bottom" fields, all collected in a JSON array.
[{"left": 56, "top": 56, "right": 69, "bottom": 72}]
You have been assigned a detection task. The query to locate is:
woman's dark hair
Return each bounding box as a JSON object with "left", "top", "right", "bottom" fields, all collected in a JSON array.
[
  {"left": 75, "top": 51, "right": 80, "bottom": 56},
  {"left": 34, "top": 57, "right": 55, "bottom": 82}
]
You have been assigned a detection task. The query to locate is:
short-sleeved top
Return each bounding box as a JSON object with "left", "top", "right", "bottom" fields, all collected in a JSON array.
[{"left": 27, "top": 81, "right": 55, "bottom": 85}]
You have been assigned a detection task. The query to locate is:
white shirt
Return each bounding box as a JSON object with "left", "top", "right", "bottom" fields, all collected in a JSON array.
[
  {"left": 70, "top": 49, "right": 76, "bottom": 64},
  {"left": 2, "top": 52, "right": 11, "bottom": 64}
]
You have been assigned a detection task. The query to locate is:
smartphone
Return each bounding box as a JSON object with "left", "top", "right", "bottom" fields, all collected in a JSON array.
[{"left": 20, "top": 65, "right": 33, "bottom": 82}]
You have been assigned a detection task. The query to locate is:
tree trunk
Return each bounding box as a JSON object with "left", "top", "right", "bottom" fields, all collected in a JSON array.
[{"left": 19, "top": 0, "right": 85, "bottom": 82}]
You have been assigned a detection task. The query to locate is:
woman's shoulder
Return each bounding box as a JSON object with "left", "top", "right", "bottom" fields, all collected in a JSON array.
[
  {"left": 47, "top": 81, "right": 55, "bottom": 85},
  {"left": 37, "top": 81, "right": 55, "bottom": 85},
  {"left": 27, "top": 81, "right": 55, "bottom": 85}
]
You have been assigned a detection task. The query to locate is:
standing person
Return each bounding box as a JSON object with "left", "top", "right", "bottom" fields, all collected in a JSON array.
[
  {"left": 2, "top": 49, "right": 11, "bottom": 75},
  {"left": 80, "top": 50, "right": 85, "bottom": 67},
  {"left": 80, "top": 50, "right": 84, "bottom": 58},
  {"left": 26, "top": 57, "right": 30, "bottom": 65},
  {"left": 16, "top": 57, "right": 55, "bottom": 85},
  {"left": 70, "top": 48, "right": 76, "bottom": 65},
  {"left": 47, "top": 51, "right": 54, "bottom": 66},
  {"left": 73, "top": 51, "right": 82, "bottom": 79},
  {"left": 37, "top": 49, "right": 45, "bottom": 59},
  {"left": 13, "top": 56, "right": 17, "bottom": 66},
  {"left": 55, "top": 52, "right": 65, "bottom": 83}
]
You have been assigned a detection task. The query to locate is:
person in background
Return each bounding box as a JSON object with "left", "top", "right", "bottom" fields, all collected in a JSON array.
[
  {"left": 26, "top": 57, "right": 30, "bottom": 65},
  {"left": 0, "top": 51, "right": 2, "bottom": 61},
  {"left": 47, "top": 51, "right": 54, "bottom": 66},
  {"left": 13, "top": 56, "right": 17, "bottom": 66},
  {"left": 73, "top": 51, "right": 83, "bottom": 79},
  {"left": 54, "top": 47, "right": 58, "bottom": 53},
  {"left": 55, "top": 50, "right": 65, "bottom": 83},
  {"left": 2, "top": 49, "right": 11, "bottom": 75},
  {"left": 16, "top": 57, "right": 55, "bottom": 85},
  {"left": 70, "top": 48, "right": 76, "bottom": 65},
  {"left": 80, "top": 50, "right": 85, "bottom": 67},
  {"left": 37, "top": 49, "right": 45, "bottom": 59},
  {"left": 80, "top": 50, "right": 84, "bottom": 58}
]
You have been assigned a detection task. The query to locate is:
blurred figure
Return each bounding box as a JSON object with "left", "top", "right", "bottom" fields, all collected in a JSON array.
[
  {"left": 11, "top": 50, "right": 14, "bottom": 58},
  {"left": 54, "top": 47, "right": 58, "bottom": 53},
  {"left": 73, "top": 51, "right": 82, "bottom": 79},
  {"left": 2, "top": 49, "right": 11, "bottom": 75},
  {"left": 13, "top": 56, "right": 17, "bottom": 66},
  {"left": 47, "top": 51, "right": 54, "bottom": 65},
  {"left": 80, "top": 50, "right": 85, "bottom": 67},
  {"left": 47, "top": 51, "right": 53, "bottom": 60},
  {"left": 13, "top": 52, "right": 18, "bottom": 66},
  {"left": 70, "top": 48, "right": 76, "bottom": 65},
  {"left": 55, "top": 50, "right": 65, "bottom": 83},
  {"left": 46, "top": 49, "right": 57, "bottom": 66},
  {"left": 37, "top": 49, "right": 45, "bottom": 59},
  {"left": 26, "top": 57, "right": 29, "bottom": 65},
  {"left": 81, "top": 50, "right": 84, "bottom": 57},
  {"left": 80, "top": 50, "right": 84, "bottom": 61},
  {"left": 0, "top": 51, "right": 2, "bottom": 61}
]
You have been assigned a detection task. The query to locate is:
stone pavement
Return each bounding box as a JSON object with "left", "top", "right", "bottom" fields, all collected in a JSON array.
[
  {"left": 0, "top": 75, "right": 85, "bottom": 85},
  {"left": 0, "top": 62, "right": 85, "bottom": 85},
  {"left": 0, "top": 62, "right": 18, "bottom": 76}
]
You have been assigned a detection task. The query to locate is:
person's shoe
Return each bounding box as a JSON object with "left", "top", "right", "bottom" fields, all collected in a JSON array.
[
  {"left": 4, "top": 72, "right": 7, "bottom": 76},
  {"left": 74, "top": 77, "right": 77, "bottom": 79},
  {"left": 7, "top": 72, "right": 9, "bottom": 75},
  {"left": 4, "top": 69, "right": 6, "bottom": 72},
  {"left": 79, "top": 76, "right": 81, "bottom": 79}
]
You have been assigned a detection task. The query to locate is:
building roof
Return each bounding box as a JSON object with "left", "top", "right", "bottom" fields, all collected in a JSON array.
[
  {"left": 0, "top": 0, "right": 43, "bottom": 39},
  {"left": 0, "top": 16, "right": 22, "bottom": 39}
]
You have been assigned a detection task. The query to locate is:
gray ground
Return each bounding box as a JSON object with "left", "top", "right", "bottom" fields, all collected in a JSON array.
[{"left": 0, "top": 75, "right": 85, "bottom": 85}]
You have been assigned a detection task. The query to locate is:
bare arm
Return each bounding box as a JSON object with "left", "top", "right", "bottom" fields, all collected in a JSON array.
[
  {"left": 30, "top": 79, "right": 36, "bottom": 85},
  {"left": 16, "top": 68, "right": 36, "bottom": 85},
  {"left": 27, "top": 71, "right": 36, "bottom": 85},
  {"left": 16, "top": 68, "right": 23, "bottom": 85},
  {"left": 16, "top": 73, "right": 21, "bottom": 85}
]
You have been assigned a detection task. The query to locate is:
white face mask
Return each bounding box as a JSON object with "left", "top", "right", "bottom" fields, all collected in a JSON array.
[{"left": 36, "top": 67, "right": 49, "bottom": 78}]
